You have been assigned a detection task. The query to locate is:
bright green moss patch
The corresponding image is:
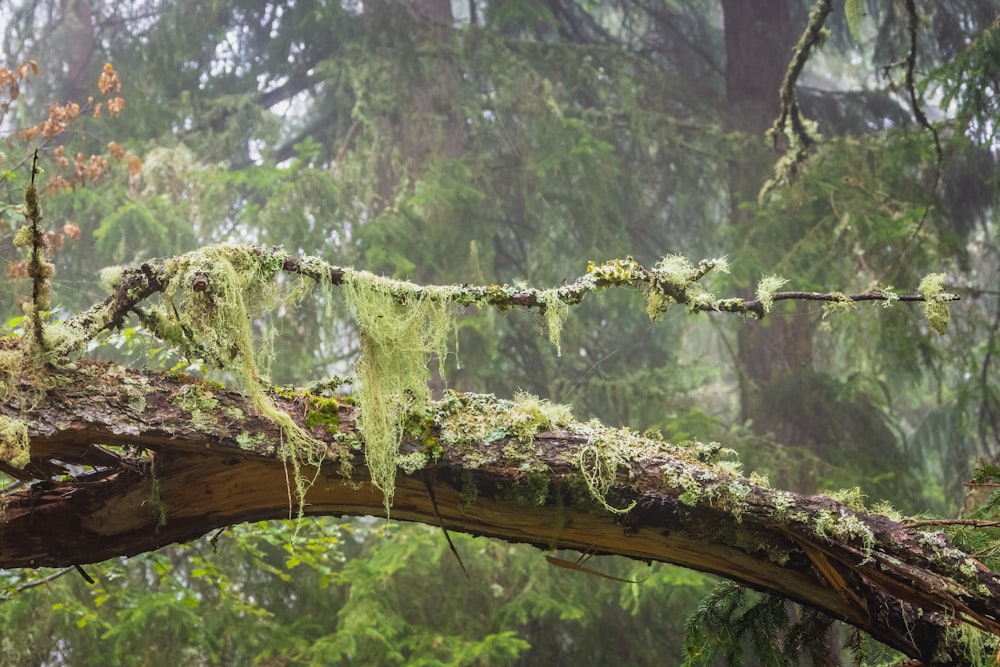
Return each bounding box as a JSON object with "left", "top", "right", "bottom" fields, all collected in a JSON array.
[{"left": 304, "top": 395, "right": 341, "bottom": 432}]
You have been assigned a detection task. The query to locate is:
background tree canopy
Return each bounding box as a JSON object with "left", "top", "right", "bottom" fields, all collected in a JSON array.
[{"left": 1, "top": 0, "right": 999, "bottom": 664}]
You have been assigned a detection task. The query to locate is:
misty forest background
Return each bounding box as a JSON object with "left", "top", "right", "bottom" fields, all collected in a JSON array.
[{"left": 1, "top": 1, "right": 1000, "bottom": 664}]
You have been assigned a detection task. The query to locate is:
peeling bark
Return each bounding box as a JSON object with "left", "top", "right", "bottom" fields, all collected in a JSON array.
[{"left": 0, "top": 362, "right": 998, "bottom": 663}]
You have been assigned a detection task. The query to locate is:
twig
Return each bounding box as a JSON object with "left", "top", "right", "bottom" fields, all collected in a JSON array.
[
  {"left": 54, "top": 245, "right": 956, "bottom": 353},
  {"left": 0, "top": 566, "right": 75, "bottom": 601},
  {"left": 903, "top": 519, "right": 1000, "bottom": 529},
  {"left": 422, "top": 471, "right": 468, "bottom": 578}
]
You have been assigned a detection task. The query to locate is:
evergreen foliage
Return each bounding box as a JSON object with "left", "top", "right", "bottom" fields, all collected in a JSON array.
[{"left": 1, "top": 0, "right": 1000, "bottom": 664}]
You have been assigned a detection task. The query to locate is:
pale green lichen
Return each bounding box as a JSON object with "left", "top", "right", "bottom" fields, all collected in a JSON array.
[
  {"left": 436, "top": 391, "right": 572, "bottom": 455},
  {"left": 814, "top": 508, "right": 875, "bottom": 564},
  {"left": 918, "top": 272, "right": 955, "bottom": 335},
  {"left": 820, "top": 292, "right": 854, "bottom": 319},
  {"left": 236, "top": 430, "right": 269, "bottom": 450},
  {"left": 772, "top": 490, "right": 796, "bottom": 520},
  {"left": 585, "top": 256, "right": 639, "bottom": 283},
  {"left": 876, "top": 285, "right": 899, "bottom": 308},
  {"left": 397, "top": 451, "right": 429, "bottom": 474},
  {"left": 539, "top": 288, "right": 569, "bottom": 356},
  {"left": 662, "top": 465, "right": 704, "bottom": 506},
  {"left": 99, "top": 265, "right": 125, "bottom": 292},
  {"left": 153, "top": 245, "right": 327, "bottom": 514},
  {"left": 644, "top": 255, "right": 727, "bottom": 319},
  {"left": 343, "top": 270, "right": 458, "bottom": 513},
  {"left": 0, "top": 415, "right": 30, "bottom": 469},
  {"left": 935, "top": 624, "right": 999, "bottom": 666},
  {"left": 755, "top": 275, "right": 788, "bottom": 314},
  {"left": 651, "top": 254, "right": 695, "bottom": 286},
  {"left": 574, "top": 420, "right": 644, "bottom": 514}
]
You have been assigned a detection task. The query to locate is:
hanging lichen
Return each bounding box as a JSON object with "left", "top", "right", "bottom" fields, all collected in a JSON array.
[
  {"left": 343, "top": 271, "right": 457, "bottom": 513},
  {"left": 571, "top": 419, "right": 648, "bottom": 514},
  {"left": 153, "top": 245, "right": 325, "bottom": 510},
  {"left": 918, "top": 272, "right": 955, "bottom": 335},
  {"left": 0, "top": 415, "right": 30, "bottom": 469},
  {"left": 538, "top": 288, "right": 568, "bottom": 356}
]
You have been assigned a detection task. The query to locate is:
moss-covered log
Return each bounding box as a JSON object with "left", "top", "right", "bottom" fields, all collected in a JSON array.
[{"left": 0, "top": 361, "right": 998, "bottom": 664}]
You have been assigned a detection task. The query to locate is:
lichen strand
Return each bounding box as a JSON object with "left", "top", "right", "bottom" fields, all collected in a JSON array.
[
  {"left": 156, "top": 245, "right": 325, "bottom": 509},
  {"left": 573, "top": 420, "right": 645, "bottom": 514},
  {"left": 0, "top": 415, "right": 30, "bottom": 469},
  {"left": 755, "top": 274, "right": 789, "bottom": 314},
  {"left": 343, "top": 270, "right": 458, "bottom": 513},
  {"left": 918, "top": 272, "right": 956, "bottom": 335},
  {"left": 538, "top": 288, "right": 569, "bottom": 356}
]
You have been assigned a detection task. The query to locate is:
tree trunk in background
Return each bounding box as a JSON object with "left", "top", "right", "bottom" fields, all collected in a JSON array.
[
  {"left": 365, "top": 0, "right": 467, "bottom": 209},
  {"left": 53, "top": 0, "right": 97, "bottom": 101},
  {"left": 721, "top": 2, "right": 818, "bottom": 447}
]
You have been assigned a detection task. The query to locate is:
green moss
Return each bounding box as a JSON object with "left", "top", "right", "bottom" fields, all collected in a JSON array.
[
  {"left": 0, "top": 415, "right": 30, "bottom": 469},
  {"left": 498, "top": 471, "right": 551, "bottom": 505},
  {"left": 236, "top": 430, "right": 269, "bottom": 451},
  {"left": 823, "top": 486, "right": 867, "bottom": 512},
  {"left": 403, "top": 412, "right": 442, "bottom": 459},
  {"left": 304, "top": 395, "right": 341, "bottom": 432}
]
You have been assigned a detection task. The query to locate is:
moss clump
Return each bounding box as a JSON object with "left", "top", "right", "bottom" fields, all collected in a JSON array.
[
  {"left": 498, "top": 471, "right": 551, "bottom": 506},
  {"left": 0, "top": 415, "right": 30, "bottom": 469},
  {"left": 343, "top": 270, "right": 458, "bottom": 513},
  {"left": 304, "top": 395, "right": 341, "bottom": 432},
  {"left": 403, "top": 412, "right": 441, "bottom": 458}
]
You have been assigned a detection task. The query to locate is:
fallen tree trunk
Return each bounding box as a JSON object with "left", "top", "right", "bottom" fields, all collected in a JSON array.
[{"left": 1, "top": 361, "right": 998, "bottom": 664}]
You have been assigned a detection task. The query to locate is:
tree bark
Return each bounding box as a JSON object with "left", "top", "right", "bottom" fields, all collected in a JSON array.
[
  {"left": 721, "top": 2, "right": 822, "bottom": 443},
  {"left": 1, "top": 361, "right": 998, "bottom": 664}
]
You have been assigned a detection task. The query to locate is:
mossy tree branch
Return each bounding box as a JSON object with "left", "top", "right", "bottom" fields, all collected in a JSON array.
[
  {"left": 0, "top": 244, "right": 976, "bottom": 663},
  {"left": 0, "top": 362, "right": 997, "bottom": 664},
  {"left": 54, "top": 245, "right": 956, "bottom": 351}
]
